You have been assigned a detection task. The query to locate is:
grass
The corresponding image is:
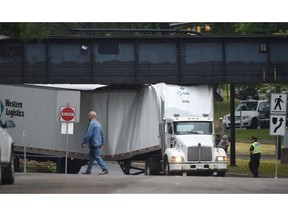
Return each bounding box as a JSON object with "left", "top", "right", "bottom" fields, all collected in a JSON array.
[
  {"left": 227, "top": 142, "right": 288, "bottom": 177},
  {"left": 231, "top": 128, "right": 274, "bottom": 143},
  {"left": 228, "top": 159, "right": 288, "bottom": 178},
  {"left": 235, "top": 142, "right": 275, "bottom": 155}
]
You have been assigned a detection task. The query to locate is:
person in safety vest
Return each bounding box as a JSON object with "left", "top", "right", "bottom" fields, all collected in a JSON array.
[{"left": 249, "top": 136, "right": 261, "bottom": 177}]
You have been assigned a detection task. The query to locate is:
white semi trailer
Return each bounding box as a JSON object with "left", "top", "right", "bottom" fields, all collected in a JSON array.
[
  {"left": 0, "top": 84, "right": 85, "bottom": 173},
  {"left": 0, "top": 83, "right": 227, "bottom": 176}
]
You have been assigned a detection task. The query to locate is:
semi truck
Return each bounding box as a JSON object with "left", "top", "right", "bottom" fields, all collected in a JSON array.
[
  {"left": 0, "top": 83, "right": 227, "bottom": 176},
  {"left": 95, "top": 83, "right": 227, "bottom": 176}
]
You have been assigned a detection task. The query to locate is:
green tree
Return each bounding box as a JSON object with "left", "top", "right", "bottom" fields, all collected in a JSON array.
[
  {"left": 234, "top": 23, "right": 288, "bottom": 35},
  {"left": 2, "top": 22, "right": 288, "bottom": 40},
  {"left": 0, "top": 22, "right": 165, "bottom": 39},
  {"left": 236, "top": 84, "right": 259, "bottom": 100}
]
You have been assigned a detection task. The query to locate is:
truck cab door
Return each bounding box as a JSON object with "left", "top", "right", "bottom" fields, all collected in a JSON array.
[
  {"left": 166, "top": 122, "right": 175, "bottom": 148},
  {"left": 160, "top": 122, "right": 173, "bottom": 148}
]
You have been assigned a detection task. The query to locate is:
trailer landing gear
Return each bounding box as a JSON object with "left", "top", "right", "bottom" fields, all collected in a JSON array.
[{"left": 118, "top": 159, "right": 145, "bottom": 175}]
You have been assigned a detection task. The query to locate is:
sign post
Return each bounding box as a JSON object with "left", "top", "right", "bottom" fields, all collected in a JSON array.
[
  {"left": 60, "top": 105, "right": 76, "bottom": 174},
  {"left": 22, "top": 130, "right": 27, "bottom": 173},
  {"left": 270, "top": 93, "right": 287, "bottom": 179}
]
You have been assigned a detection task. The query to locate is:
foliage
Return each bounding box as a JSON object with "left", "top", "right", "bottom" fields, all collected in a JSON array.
[
  {"left": 0, "top": 23, "right": 168, "bottom": 39},
  {"left": 209, "top": 23, "right": 236, "bottom": 34},
  {"left": 258, "top": 83, "right": 288, "bottom": 101},
  {"left": 223, "top": 83, "right": 288, "bottom": 102},
  {"left": 19, "top": 159, "right": 56, "bottom": 173},
  {"left": 2, "top": 22, "right": 288, "bottom": 40},
  {"left": 235, "top": 84, "right": 260, "bottom": 100},
  {"left": 234, "top": 23, "right": 288, "bottom": 35}
]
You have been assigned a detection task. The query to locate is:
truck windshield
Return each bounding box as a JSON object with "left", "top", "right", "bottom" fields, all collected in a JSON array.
[{"left": 174, "top": 122, "right": 212, "bottom": 135}]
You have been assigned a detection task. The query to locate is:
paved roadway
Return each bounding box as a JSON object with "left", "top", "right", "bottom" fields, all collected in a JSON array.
[{"left": 1, "top": 161, "right": 288, "bottom": 194}]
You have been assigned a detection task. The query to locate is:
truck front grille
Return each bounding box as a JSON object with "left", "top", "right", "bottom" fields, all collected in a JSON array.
[{"left": 187, "top": 146, "right": 212, "bottom": 161}]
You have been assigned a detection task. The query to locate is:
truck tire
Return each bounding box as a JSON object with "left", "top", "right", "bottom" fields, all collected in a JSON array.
[
  {"left": 144, "top": 157, "right": 160, "bottom": 175},
  {"left": 1, "top": 151, "right": 15, "bottom": 184}
]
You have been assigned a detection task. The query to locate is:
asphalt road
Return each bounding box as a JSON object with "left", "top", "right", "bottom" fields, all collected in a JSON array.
[{"left": 1, "top": 162, "right": 288, "bottom": 194}]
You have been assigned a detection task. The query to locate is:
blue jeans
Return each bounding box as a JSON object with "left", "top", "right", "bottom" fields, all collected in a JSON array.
[{"left": 86, "top": 147, "right": 109, "bottom": 173}]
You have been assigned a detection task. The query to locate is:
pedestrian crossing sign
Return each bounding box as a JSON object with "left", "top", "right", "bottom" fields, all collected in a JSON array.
[{"left": 270, "top": 93, "right": 287, "bottom": 115}]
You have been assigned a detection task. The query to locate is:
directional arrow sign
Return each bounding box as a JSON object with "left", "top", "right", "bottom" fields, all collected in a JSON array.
[{"left": 270, "top": 115, "right": 286, "bottom": 136}]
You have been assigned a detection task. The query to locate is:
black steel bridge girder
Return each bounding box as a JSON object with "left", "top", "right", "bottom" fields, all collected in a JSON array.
[{"left": 1, "top": 35, "right": 288, "bottom": 85}]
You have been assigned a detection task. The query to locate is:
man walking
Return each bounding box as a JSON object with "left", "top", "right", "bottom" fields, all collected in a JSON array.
[
  {"left": 249, "top": 136, "right": 261, "bottom": 177},
  {"left": 81, "top": 111, "right": 109, "bottom": 175}
]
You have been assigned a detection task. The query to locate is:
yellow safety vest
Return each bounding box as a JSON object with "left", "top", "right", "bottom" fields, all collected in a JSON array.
[{"left": 251, "top": 142, "right": 261, "bottom": 154}]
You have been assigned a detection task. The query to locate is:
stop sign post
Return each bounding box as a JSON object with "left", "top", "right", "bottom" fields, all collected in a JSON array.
[
  {"left": 60, "top": 106, "right": 76, "bottom": 174},
  {"left": 60, "top": 106, "right": 75, "bottom": 135}
]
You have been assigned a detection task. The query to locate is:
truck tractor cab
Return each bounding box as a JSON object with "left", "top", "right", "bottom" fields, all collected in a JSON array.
[{"left": 161, "top": 115, "right": 227, "bottom": 176}]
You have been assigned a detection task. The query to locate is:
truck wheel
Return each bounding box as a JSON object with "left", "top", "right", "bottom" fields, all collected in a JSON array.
[
  {"left": 144, "top": 158, "right": 159, "bottom": 175},
  {"left": 1, "top": 151, "right": 15, "bottom": 184}
]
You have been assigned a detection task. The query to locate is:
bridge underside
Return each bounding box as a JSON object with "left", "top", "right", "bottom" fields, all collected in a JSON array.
[{"left": 1, "top": 35, "right": 288, "bottom": 85}]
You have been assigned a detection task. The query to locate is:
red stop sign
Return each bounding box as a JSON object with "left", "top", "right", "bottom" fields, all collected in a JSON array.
[{"left": 61, "top": 107, "right": 75, "bottom": 122}]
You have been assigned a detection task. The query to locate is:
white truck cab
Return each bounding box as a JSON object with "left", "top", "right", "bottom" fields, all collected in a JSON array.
[
  {"left": 161, "top": 115, "right": 227, "bottom": 176},
  {"left": 0, "top": 119, "right": 15, "bottom": 184}
]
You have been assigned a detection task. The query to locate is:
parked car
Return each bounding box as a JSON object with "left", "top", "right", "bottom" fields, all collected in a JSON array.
[
  {"left": 258, "top": 105, "right": 271, "bottom": 128},
  {"left": 222, "top": 100, "right": 270, "bottom": 129},
  {"left": 0, "top": 119, "right": 15, "bottom": 184}
]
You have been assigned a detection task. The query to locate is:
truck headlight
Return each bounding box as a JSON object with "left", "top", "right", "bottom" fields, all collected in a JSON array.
[
  {"left": 170, "top": 156, "right": 184, "bottom": 163},
  {"left": 216, "top": 156, "right": 227, "bottom": 162}
]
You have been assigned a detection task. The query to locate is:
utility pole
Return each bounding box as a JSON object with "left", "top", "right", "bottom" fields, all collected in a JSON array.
[{"left": 230, "top": 84, "right": 236, "bottom": 166}]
